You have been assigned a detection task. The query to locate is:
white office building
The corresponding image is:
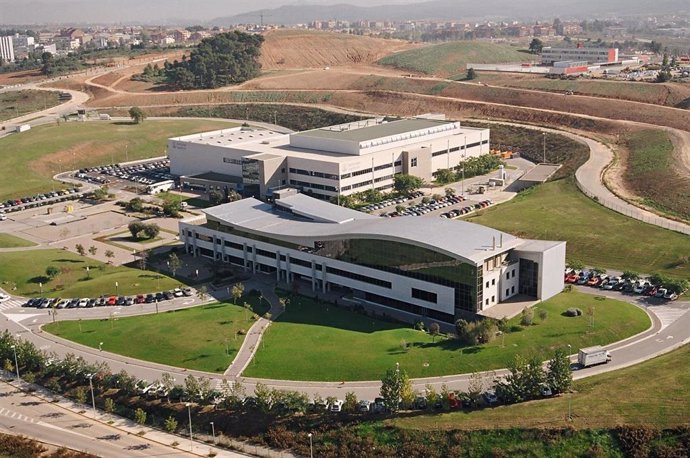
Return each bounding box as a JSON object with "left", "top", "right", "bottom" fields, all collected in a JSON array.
[
  {"left": 180, "top": 189, "right": 566, "bottom": 324},
  {"left": 0, "top": 36, "right": 15, "bottom": 63},
  {"left": 541, "top": 46, "right": 618, "bottom": 65},
  {"left": 169, "top": 115, "right": 490, "bottom": 200}
]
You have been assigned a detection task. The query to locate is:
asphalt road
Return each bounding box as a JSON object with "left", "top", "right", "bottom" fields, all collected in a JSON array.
[{"left": 0, "top": 381, "right": 195, "bottom": 457}]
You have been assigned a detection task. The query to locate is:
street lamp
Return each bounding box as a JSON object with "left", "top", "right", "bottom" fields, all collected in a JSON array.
[
  {"left": 542, "top": 132, "right": 547, "bottom": 163},
  {"left": 87, "top": 373, "right": 97, "bottom": 418},
  {"left": 186, "top": 402, "right": 193, "bottom": 451},
  {"left": 98, "top": 342, "right": 103, "bottom": 351},
  {"left": 115, "top": 281, "right": 119, "bottom": 295},
  {"left": 210, "top": 421, "right": 216, "bottom": 445},
  {"left": 308, "top": 433, "right": 313, "bottom": 458},
  {"left": 10, "top": 344, "right": 19, "bottom": 379}
]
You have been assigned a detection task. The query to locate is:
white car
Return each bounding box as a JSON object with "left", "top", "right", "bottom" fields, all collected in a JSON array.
[
  {"left": 0, "top": 293, "right": 10, "bottom": 302},
  {"left": 78, "top": 298, "right": 89, "bottom": 308},
  {"left": 173, "top": 288, "right": 184, "bottom": 297},
  {"left": 329, "top": 399, "right": 343, "bottom": 412}
]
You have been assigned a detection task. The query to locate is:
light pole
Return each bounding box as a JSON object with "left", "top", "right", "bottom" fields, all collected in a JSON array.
[
  {"left": 98, "top": 342, "right": 103, "bottom": 351},
  {"left": 308, "top": 433, "right": 313, "bottom": 458},
  {"left": 87, "top": 373, "right": 97, "bottom": 418},
  {"left": 115, "top": 281, "right": 118, "bottom": 295},
  {"left": 186, "top": 402, "right": 193, "bottom": 451},
  {"left": 567, "top": 344, "right": 572, "bottom": 421},
  {"left": 10, "top": 344, "right": 19, "bottom": 379},
  {"left": 210, "top": 421, "right": 216, "bottom": 445},
  {"left": 542, "top": 132, "right": 546, "bottom": 163}
]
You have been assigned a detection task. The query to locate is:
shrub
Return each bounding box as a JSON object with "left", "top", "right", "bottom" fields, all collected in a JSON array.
[
  {"left": 564, "top": 308, "right": 583, "bottom": 317},
  {"left": 134, "top": 408, "right": 147, "bottom": 425},
  {"left": 615, "top": 426, "right": 658, "bottom": 457},
  {"left": 520, "top": 307, "right": 534, "bottom": 326}
]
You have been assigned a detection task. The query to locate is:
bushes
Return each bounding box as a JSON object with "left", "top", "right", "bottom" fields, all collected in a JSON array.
[
  {"left": 127, "top": 222, "right": 160, "bottom": 241},
  {"left": 565, "top": 307, "right": 583, "bottom": 317},
  {"left": 455, "top": 319, "right": 498, "bottom": 345}
]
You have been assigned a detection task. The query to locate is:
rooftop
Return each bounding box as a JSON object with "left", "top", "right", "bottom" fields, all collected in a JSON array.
[
  {"left": 202, "top": 193, "right": 525, "bottom": 265},
  {"left": 170, "top": 127, "right": 283, "bottom": 147},
  {"left": 291, "top": 118, "right": 457, "bottom": 144}
]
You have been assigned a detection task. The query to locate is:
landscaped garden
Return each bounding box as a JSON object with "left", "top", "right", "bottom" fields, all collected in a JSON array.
[
  {"left": 44, "top": 295, "right": 269, "bottom": 373},
  {"left": 242, "top": 290, "right": 649, "bottom": 381},
  {"left": 466, "top": 177, "right": 690, "bottom": 279},
  {"left": 0, "top": 233, "right": 36, "bottom": 248},
  {"left": 0, "top": 249, "right": 180, "bottom": 298}
]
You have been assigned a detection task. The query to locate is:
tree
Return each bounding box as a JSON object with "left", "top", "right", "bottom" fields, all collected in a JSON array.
[
  {"left": 656, "top": 70, "right": 672, "bottom": 83},
  {"left": 662, "top": 53, "right": 669, "bottom": 67},
  {"left": 167, "top": 252, "right": 181, "bottom": 277},
  {"left": 128, "top": 222, "right": 145, "bottom": 240},
  {"left": 128, "top": 106, "right": 146, "bottom": 124},
  {"left": 164, "top": 415, "right": 178, "bottom": 433},
  {"left": 230, "top": 283, "right": 244, "bottom": 304},
  {"left": 648, "top": 273, "right": 667, "bottom": 286},
  {"left": 74, "top": 386, "right": 87, "bottom": 404},
  {"left": 162, "top": 200, "right": 181, "bottom": 217},
  {"left": 538, "top": 309, "right": 548, "bottom": 322},
  {"left": 424, "top": 384, "right": 438, "bottom": 409},
  {"left": 529, "top": 38, "right": 544, "bottom": 54},
  {"left": 184, "top": 375, "right": 201, "bottom": 401},
  {"left": 126, "top": 197, "right": 144, "bottom": 212},
  {"left": 3, "top": 358, "right": 14, "bottom": 374},
  {"left": 136, "top": 250, "right": 149, "bottom": 270},
  {"left": 254, "top": 382, "right": 272, "bottom": 412},
  {"left": 380, "top": 367, "right": 409, "bottom": 413},
  {"left": 466, "top": 67, "right": 477, "bottom": 80},
  {"left": 161, "top": 372, "right": 176, "bottom": 402},
  {"left": 393, "top": 174, "right": 424, "bottom": 196},
  {"left": 466, "top": 372, "right": 484, "bottom": 406},
  {"left": 445, "top": 187, "right": 456, "bottom": 197},
  {"left": 494, "top": 355, "right": 545, "bottom": 404},
  {"left": 343, "top": 391, "right": 358, "bottom": 413},
  {"left": 197, "top": 285, "right": 208, "bottom": 301},
  {"left": 46, "top": 266, "right": 60, "bottom": 279},
  {"left": 92, "top": 186, "right": 109, "bottom": 201},
  {"left": 75, "top": 244, "right": 85, "bottom": 256},
  {"left": 142, "top": 224, "right": 160, "bottom": 240},
  {"left": 104, "top": 250, "right": 115, "bottom": 264},
  {"left": 520, "top": 307, "right": 534, "bottom": 326},
  {"left": 546, "top": 349, "right": 573, "bottom": 394},
  {"left": 209, "top": 190, "right": 224, "bottom": 205},
  {"left": 429, "top": 322, "right": 440, "bottom": 342},
  {"left": 134, "top": 408, "right": 147, "bottom": 425},
  {"left": 88, "top": 245, "right": 97, "bottom": 257},
  {"left": 434, "top": 168, "right": 456, "bottom": 184},
  {"left": 104, "top": 397, "right": 115, "bottom": 414},
  {"left": 622, "top": 270, "right": 640, "bottom": 281}
]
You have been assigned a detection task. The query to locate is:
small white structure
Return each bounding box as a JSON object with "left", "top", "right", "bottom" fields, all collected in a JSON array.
[{"left": 15, "top": 124, "right": 31, "bottom": 133}]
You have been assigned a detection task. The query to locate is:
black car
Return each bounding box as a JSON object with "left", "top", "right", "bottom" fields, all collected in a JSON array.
[
  {"left": 87, "top": 298, "right": 97, "bottom": 308},
  {"left": 116, "top": 296, "right": 126, "bottom": 306},
  {"left": 155, "top": 292, "right": 166, "bottom": 301},
  {"left": 24, "top": 298, "right": 38, "bottom": 307},
  {"left": 163, "top": 290, "right": 174, "bottom": 300},
  {"left": 145, "top": 294, "right": 155, "bottom": 303},
  {"left": 68, "top": 298, "right": 80, "bottom": 308}
]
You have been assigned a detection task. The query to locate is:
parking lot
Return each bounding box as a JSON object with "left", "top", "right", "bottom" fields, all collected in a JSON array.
[
  {"left": 363, "top": 192, "right": 494, "bottom": 219},
  {"left": 566, "top": 269, "right": 684, "bottom": 302},
  {"left": 74, "top": 158, "right": 173, "bottom": 191}
]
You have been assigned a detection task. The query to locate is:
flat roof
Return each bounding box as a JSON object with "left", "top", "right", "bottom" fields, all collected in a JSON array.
[
  {"left": 519, "top": 164, "right": 561, "bottom": 183},
  {"left": 171, "top": 128, "right": 283, "bottom": 147},
  {"left": 292, "top": 118, "right": 455, "bottom": 143},
  {"left": 202, "top": 193, "right": 529, "bottom": 265}
]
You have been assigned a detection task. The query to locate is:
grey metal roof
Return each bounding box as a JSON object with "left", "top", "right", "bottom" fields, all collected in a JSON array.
[
  {"left": 292, "top": 118, "right": 454, "bottom": 143},
  {"left": 203, "top": 195, "right": 525, "bottom": 265}
]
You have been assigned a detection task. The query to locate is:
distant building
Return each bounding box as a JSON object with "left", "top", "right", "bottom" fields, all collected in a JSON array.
[
  {"left": 169, "top": 115, "right": 490, "bottom": 201},
  {"left": 542, "top": 44, "right": 618, "bottom": 65},
  {"left": 0, "top": 36, "right": 14, "bottom": 62}
]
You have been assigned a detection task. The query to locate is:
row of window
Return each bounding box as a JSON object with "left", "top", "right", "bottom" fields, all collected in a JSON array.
[
  {"left": 326, "top": 266, "right": 392, "bottom": 289},
  {"left": 289, "top": 179, "right": 337, "bottom": 192},
  {"left": 364, "top": 292, "right": 454, "bottom": 323},
  {"left": 411, "top": 287, "right": 438, "bottom": 304},
  {"left": 289, "top": 168, "right": 339, "bottom": 181}
]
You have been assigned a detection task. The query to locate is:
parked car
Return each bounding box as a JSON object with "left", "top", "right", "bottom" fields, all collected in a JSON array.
[
  {"left": 182, "top": 287, "right": 193, "bottom": 297},
  {"left": 358, "top": 400, "right": 371, "bottom": 413},
  {"left": 482, "top": 390, "right": 499, "bottom": 406},
  {"left": 329, "top": 399, "right": 343, "bottom": 413}
]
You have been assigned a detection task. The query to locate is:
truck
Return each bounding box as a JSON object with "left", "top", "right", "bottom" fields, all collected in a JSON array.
[
  {"left": 15, "top": 124, "right": 31, "bottom": 133},
  {"left": 146, "top": 179, "right": 175, "bottom": 195},
  {"left": 578, "top": 346, "right": 611, "bottom": 368}
]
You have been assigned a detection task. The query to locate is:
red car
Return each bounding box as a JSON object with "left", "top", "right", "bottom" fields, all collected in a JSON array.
[
  {"left": 107, "top": 295, "right": 117, "bottom": 305},
  {"left": 136, "top": 294, "right": 145, "bottom": 304}
]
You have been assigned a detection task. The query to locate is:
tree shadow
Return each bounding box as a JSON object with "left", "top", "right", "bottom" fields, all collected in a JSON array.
[
  {"left": 182, "top": 354, "right": 211, "bottom": 362},
  {"left": 112, "top": 121, "right": 137, "bottom": 126},
  {"left": 29, "top": 276, "right": 50, "bottom": 284},
  {"left": 55, "top": 259, "right": 85, "bottom": 263}
]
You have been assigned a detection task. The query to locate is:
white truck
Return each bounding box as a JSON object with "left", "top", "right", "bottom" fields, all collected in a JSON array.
[
  {"left": 15, "top": 124, "right": 31, "bottom": 133},
  {"left": 578, "top": 346, "right": 611, "bottom": 368}
]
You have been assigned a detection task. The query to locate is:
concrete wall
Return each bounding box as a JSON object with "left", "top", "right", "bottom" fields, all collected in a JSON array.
[{"left": 538, "top": 242, "right": 566, "bottom": 301}]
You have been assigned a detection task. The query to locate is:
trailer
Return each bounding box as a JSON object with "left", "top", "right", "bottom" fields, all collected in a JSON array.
[
  {"left": 578, "top": 346, "right": 611, "bottom": 368},
  {"left": 15, "top": 124, "right": 31, "bottom": 133}
]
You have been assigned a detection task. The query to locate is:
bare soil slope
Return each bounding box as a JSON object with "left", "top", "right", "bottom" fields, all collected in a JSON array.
[{"left": 259, "top": 29, "right": 418, "bottom": 70}]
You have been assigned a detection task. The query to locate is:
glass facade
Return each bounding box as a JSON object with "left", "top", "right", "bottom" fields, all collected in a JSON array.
[{"left": 314, "top": 238, "right": 482, "bottom": 313}]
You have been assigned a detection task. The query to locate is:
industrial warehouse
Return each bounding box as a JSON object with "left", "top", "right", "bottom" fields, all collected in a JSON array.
[
  {"left": 168, "top": 114, "right": 490, "bottom": 201},
  {"left": 180, "top": 188, "right": 566, "bottom": 324}
]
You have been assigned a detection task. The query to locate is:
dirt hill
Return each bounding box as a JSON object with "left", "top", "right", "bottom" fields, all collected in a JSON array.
[{"left": 259, "top": 29, "right": 418, "bottom": 70}]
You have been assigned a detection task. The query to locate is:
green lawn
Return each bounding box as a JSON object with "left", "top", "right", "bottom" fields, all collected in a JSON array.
[
  {"left": 0, "top": 233, "right": 36, "bottom": 248},
  {"left": 0, "top": 249, "right": 180, "bottom": 298},
  {"left": 0, "top": 119, "right": 236, "bottom": 201},
  {"left": 0, "top": 90, "right": 61, "bottom": 122},
  {"left": 623, "top": 129, "right": 690, "bottom": 220},
  {"left": 392, "top": 341, "right": 690, "bottom": 431},
  {"left": 378, "top": 41, "right": 529, "bottom": 77},
  {"left": 466, "top": 177, "right": 690, "bottom": 279},
  {"left": 242, "top": 291, "right": 648, "bottom": 381},
  {"left": 44, "top": 297, "right": 270, "bottom": 373}
]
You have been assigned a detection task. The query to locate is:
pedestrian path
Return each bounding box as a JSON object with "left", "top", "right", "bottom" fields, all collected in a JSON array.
[
  {"left": 0, "top": 299, "right": 24, "bottom": 313},
  {"left": 0, "top": 406, "right": 37, "bottom": 424},
  {"left": 646, "top": 304, "right": 690, "bottom": 330}
]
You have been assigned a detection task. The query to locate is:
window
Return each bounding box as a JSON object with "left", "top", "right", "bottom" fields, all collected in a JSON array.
[
  {"left": 506, "top": 272, "right": 510, "bottom": 280},
  {"left": 506, "top": 288, "right": 510, "bottom": 297},
  {"left": 511, "top": 286, "right": 515, "bottom": 294},
  {"left": 485, "top": 299, "right": 489, "bottom": 306},
  {"left": 326, "top": 266, "right": 392, "bottom": 288},
  {"left": 411, "top": 158, "right": 418, "bottom": 167},
  {"left": 491, "top": 279, "right": 495, "bottom": 286},
  {"left": 512, "top": 269, "right": 516, "bottom": 278},
  {"left": 491, "top": 295, "right": 495, "bottom": 303},
  {"left": 411, "top": 288, "right": 438, "bottom": 304},
  {"left": 485, "top": 281, "right": 489, "bottom": 288}
]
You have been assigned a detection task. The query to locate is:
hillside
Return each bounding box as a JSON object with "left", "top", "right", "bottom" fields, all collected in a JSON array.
[
  {"left": 259, "top": 29, "right": 417, "bottom": 70},
  {"left": 378, "top": 41, "right": 531, "bottom": 77}
]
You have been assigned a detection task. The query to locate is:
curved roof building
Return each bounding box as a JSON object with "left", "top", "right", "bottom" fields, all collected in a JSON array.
[{"left": 180, "top": 190, "right": 565, "bottom": 324}]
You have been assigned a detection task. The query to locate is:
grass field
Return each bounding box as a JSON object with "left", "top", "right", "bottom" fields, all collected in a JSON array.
[
  {"left": 0, "top": 233, "right": 36, "bottom": 248},
  {"left": 44, "top": 297, "right": 270, "bottom": 373},
  {"left": 378, "top": 42, "right": 530, "bottom": 77},
  {"left": 467, "top": 177, "right": 690, "bottom": 278},
  {"left": 0, "top": 119, "right": 236, "bottom": 201},
  {"left": 243, "top": 291, "right": 648, "bottom": 381},
  {"left": 622, "top": 129, "right": 690, "bottom": 220},
  {"left": 0, "top": 249, "right": 179, "bottom": 298},
  {"left": 0, "top": 90, "right": 61, "bottom": 122},
  {"left": 392, "top": 342, "right": 690, "bottom": 430}
]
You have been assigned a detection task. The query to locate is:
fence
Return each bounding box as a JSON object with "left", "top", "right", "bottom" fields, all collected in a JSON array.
[{"left": 574, "top": 173, "right": 690, "bottom": 236}]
